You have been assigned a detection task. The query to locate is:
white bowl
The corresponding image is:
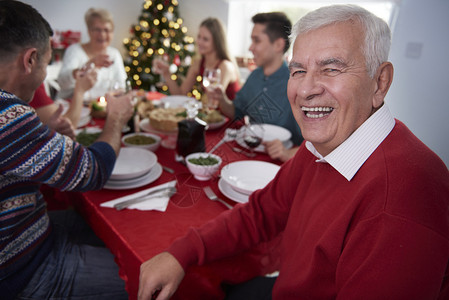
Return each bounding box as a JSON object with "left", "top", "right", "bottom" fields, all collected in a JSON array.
[
  {"left": 185, "top": 152, "right": 222, "bottom": 181},
  {"left": 121, "top": 132, "right": 161, "bottom": 152},
  {"left": 220, "top": 160, "right": 280, "bottom": 195}
]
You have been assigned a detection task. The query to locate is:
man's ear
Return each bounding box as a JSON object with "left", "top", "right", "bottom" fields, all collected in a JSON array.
[
  {"left": 22, "top": 48, "right": 38, "bottom": 74},
  {"left": 273, "top": 37, "right": 286, "bottom": 54},
  {"left": 373, "top": 62, "right": 394, "bottom": 109}
]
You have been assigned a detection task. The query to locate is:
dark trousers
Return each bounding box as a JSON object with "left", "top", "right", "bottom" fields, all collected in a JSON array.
[{"left": 225, "top": 276, "right": 277, "bottom": 300}]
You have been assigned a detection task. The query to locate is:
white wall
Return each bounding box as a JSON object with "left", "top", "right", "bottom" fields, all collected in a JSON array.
[
  {"left": 20, "top": 0, "right": 449, "bottom": 167},
  {"left": 387, "top": 0, "right": 449, "bottom": 167},
  {"left": 21, "top": 0, "right": 228, "bottom": 57}
]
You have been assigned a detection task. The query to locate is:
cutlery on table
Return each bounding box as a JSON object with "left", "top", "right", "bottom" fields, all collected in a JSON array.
[
  {"left": 162, "top": 165, "right": 174, "bottom": 174},
  {"left": 203, "top": 186, "right": 233, "bottom": 210},
  {"left": 114, "top": 187, "right": 176, "bottom": 210},
  {"left": 232, "top": 146, "right": 256, "bottom": 158},
  {"left": 209, "top": 128, "right": 238, "bottom": 154}
]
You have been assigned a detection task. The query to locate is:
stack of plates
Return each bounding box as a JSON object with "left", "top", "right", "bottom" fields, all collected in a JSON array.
[
  {"left": 104, "top": 148, "right": 162, "bottom": 190},
  {"left": 219, "top": 160, "right": 280, "bottom": 203},
  {"left": 236, "top": 124, "right": 293, "bottom": 152}
]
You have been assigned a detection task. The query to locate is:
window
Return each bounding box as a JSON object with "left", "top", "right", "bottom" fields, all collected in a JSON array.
[{"left": 227, "top": 0, "right": 399, "bottom": 58}]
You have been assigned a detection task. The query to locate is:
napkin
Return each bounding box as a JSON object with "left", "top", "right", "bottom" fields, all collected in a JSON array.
[{"left": 100, "top": 180, "right": 176, "bottom": 211}]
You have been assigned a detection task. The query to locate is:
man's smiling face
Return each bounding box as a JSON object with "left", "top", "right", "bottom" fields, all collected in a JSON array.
[{"left": 287, "top": 21, "right": 380, "bottom": 156}]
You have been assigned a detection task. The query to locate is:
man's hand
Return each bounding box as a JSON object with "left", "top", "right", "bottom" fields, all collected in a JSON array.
[
  {"left": 48, "top": 103, "right": 76, "bottom": 139},
  {"left": 264, "top": 139, "right": 298, "bottom": 162},
  {"left": 138, "top": 252, "right": 185, "bottom": 300},
  {"left": 75, "top": 67, "right": 97, "bottom": 93},
  {"left": 105, "top": 91, "right": 134, "bottom": 124}
]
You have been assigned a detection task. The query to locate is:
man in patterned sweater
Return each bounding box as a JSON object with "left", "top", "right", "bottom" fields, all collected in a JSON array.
[
  {"left": 138, "top": 5, "right": 449, "bottom": 300},
  {"left": 0, "top": 1, "right": 133, "bottom": 299}
]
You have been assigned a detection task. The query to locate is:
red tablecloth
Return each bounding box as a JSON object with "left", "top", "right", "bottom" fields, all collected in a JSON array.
[{"left": 64, "top": 98, "right": 282, "bottom": 299}]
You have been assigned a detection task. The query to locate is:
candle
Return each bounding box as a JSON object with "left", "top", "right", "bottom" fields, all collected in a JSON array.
[{"left": 97, "top": 96, "right": 107, "bottom": 109}]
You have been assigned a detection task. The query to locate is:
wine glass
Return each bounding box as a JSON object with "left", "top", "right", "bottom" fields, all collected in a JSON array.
[
  {"left": 203, "top": 68, "right": 221, "bottom": 109},
  {"left": 242, "top": 123, "right": 264, "bottom": 154}
]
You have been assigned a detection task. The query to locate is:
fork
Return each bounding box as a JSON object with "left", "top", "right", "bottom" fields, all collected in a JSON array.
[
  {"left": 203, "top": 186, "right": 233, "bottom": 209},
  {"left": 208, "top": 128, "right": 238, "bottom": 154}
]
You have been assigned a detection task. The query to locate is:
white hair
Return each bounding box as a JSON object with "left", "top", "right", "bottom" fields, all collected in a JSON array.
[{"left": 290, "top": 4, "right": 391, "bottom": 78}]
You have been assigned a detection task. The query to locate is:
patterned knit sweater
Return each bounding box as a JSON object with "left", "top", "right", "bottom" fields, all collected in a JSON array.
[{"left": 0, "top": 89, "right": 116, "bottom": 297}]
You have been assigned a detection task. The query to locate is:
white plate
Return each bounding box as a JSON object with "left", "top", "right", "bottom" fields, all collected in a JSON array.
[
  {"left": 260, "top": 124, "right": 291, "bottom": 142},
  {"left": 104, "top": 163, "right": 162, "bottom": 190},
  {"left": 75, "top": 126, "right": 102, "bottom": 135},
  {"left": 161, "top": 95, "right": 193, "bottom": 108},
  {"left": 110, "top": 148, "right": 157, "bottom": 180},
  {"left": 207, "top": 117, "right": 228, "bottom": 130},
  {"left": 236, "top": 137, "right": 293, "bottom": 153},
  {"left": 77, "top": 115, "right": 92, "bottom": 128},
  {"left": 218, "top": 178, "right": 249, "bottom": 203},
  {"left": 56, "top": 99, "right": 91, "bottom": 128},
  {"left": 236, "top": 124, "right": 292, "bottom": 152},
  {"left": 220, "top": 160, "right": 280, "bottom": 195}
]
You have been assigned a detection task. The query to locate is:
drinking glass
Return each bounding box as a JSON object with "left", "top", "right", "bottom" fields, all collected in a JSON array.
[
  {"left": 203, "top": 68, "right": 221, "bottom": 109},
  {"left": 242, "top": 123, "right": 264, "bottom": 154}
]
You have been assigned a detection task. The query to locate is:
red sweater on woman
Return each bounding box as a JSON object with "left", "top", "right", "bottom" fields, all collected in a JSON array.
[
  {"left": 169, "top": 120, "right": 449, "bottom": 300},
  {"left": 199, "top": 57, "right": 240, "bottom": 100}
]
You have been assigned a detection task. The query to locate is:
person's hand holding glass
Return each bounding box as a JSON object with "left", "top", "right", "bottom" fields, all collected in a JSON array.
[{"left": 203, "top": 68, "right": 221, "bottom": 110}]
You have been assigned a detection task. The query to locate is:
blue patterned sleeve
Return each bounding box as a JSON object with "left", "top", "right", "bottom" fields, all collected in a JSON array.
[{"left": 0, "top": 100, "right": 116, "bottom": 192}]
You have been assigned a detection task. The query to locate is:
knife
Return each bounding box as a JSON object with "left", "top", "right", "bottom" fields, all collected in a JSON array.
[{"left": 114, "top": 187, "right": 176, "bottom": 210}]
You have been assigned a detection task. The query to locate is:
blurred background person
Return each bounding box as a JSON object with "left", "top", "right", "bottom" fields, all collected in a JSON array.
[
  {"left": 0, "top": 1, "right": 133, "bottom": 298},
  {"left": 209, "top": 12, "right": 303, "bottom": 162},
  {"left": 30, "top": 68, "right": 97, "bottom": 139},
  {"left": 57, "top": 7, "right": 127, "bottom": 101},
  {"left": 154, "top": 17, "right": 240, "bottom": 102}
]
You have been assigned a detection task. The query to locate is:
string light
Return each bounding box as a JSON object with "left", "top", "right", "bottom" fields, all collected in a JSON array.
[
  {"left": 144, "top": 1, "right": 152, "bottom": 9},
  {"left": 140, "top": 20, "right": 149, "bottom": 28},
  {"left": 124, "top": 0, "right": 197, "bottom": 94}
]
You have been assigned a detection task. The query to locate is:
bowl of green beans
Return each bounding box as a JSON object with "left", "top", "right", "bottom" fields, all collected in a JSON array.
[
  {"left": 185, "top": 152, "right": 222, "bottom": 181},
  {"left": 121, "top": 132, "right": 161, "bottom": 152}
]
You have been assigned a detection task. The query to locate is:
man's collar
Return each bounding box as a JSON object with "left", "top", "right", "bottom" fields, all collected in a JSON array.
[{"left": 306, "top": 104, "right": 395, "bottom": 181}]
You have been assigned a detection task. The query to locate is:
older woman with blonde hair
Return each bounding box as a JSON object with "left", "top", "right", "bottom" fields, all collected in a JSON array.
[
  {"left": 57, "top": 7, "right": 127, "bottom": 100},
  {"left": 155, "top": 17, "right": 240, "bottom": 101}
]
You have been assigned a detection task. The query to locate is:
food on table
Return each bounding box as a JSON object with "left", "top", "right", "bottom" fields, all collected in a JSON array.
[
  {"left": 138, "top": 98, "right": 225, "bottom": 131},
  {"left": 76, "top": 129, "right": 102, "bottom": 146},
  {"left": 188, "top": 155, "right": 220, "bottom": 166},
  {"left": 136, "top": 99, "right": 154, "bottom": 118},
  {"left": 123, "top": 134, "right": 157, "bottom": 145},
  {"left": 149, "top": 107, "right": 186, "bottom": 131},
  {"left": 198, "top": 109, "right": 224, "bottom": 124}
]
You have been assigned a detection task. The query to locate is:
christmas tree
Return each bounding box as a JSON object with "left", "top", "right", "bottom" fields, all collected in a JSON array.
[{"left": 123, "top": 0, "right": 202, "bottom": 98}]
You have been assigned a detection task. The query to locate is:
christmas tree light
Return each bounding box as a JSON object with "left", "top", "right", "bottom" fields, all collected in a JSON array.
[{"left": 123, "top": 0, "right": 196, "bottom": 94}]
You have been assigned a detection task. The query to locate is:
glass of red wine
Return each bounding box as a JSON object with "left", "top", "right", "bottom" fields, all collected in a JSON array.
[{"left": 242, "top": 123, "right": 264, "bottom": 154}]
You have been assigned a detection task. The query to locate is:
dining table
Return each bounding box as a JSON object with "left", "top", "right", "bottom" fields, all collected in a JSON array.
[{"left": 58, "top": 92, "right": 283, "bottom": 300}]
